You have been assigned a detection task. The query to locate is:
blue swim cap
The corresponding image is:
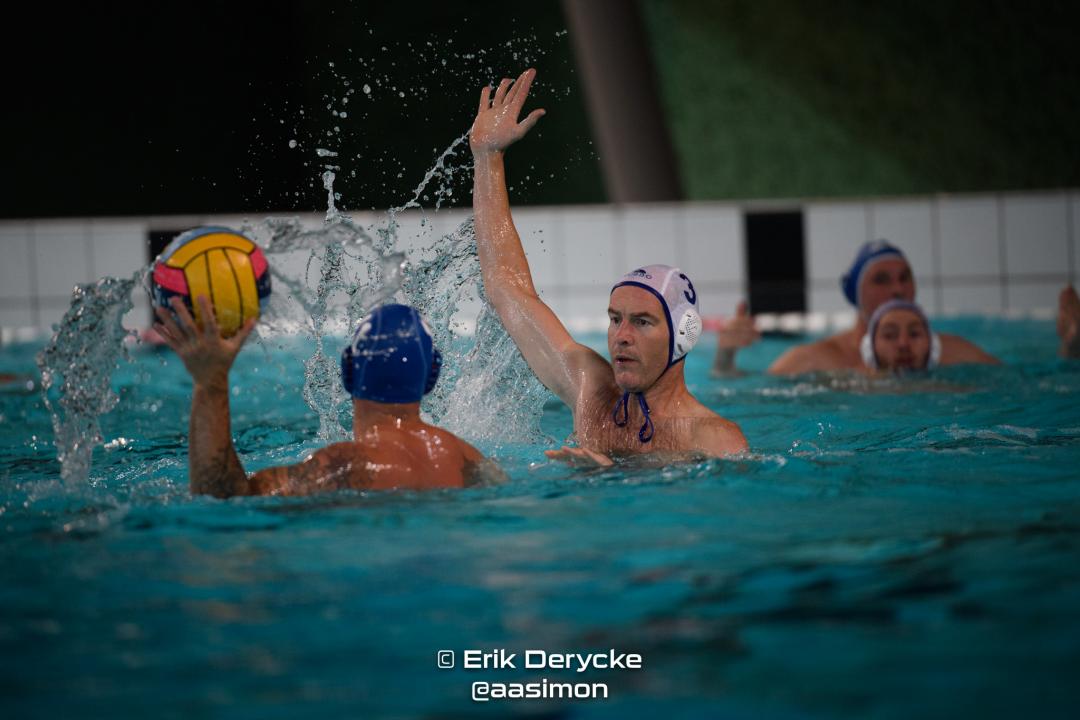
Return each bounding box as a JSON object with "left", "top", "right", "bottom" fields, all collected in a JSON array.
[
  {"left": 340, "top": 304, "right": 442, "bottom": 404},
  {"left": 840, "top": 241, "right": 907, "bottom": 307}
]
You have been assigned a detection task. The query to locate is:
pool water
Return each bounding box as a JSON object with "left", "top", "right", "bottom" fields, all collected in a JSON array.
[{"left": 2, "top": 317, "right": 1079, "bottom": 718}]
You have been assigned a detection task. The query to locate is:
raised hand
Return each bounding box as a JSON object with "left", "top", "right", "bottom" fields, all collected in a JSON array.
[
  {"left": 154, "top": 295, "right": 256, "bottom": 387},
  {"left": 717, "top": 300, "right": 760, "bottom": 350},
  {"left": 470, "top": 68, "right": 546, "bottom": 156}
]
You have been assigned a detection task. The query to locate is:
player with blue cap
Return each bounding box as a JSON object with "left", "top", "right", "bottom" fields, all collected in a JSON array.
[
  {"left": 840, "top": 240, "right": 908, "bottom": 308},
  {"left": 470, "top": 69, "right": 747, "bottom": 465},
  {"left": 714, "top": 239, "right": 998, "bottom": 375},
  {"left": 154, "top": 294, "right": 496, "bottom": 497},
  {"left": 341, "top": 303, "right": 443, "bottom": 404}
]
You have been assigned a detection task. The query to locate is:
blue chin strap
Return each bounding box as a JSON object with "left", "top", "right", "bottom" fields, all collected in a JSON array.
[
  {"left": 612, "top": 390, "right": 655, "bottom": 443},
  {"left": 610, "top": 357, "right": 684, "bottom": 445}
]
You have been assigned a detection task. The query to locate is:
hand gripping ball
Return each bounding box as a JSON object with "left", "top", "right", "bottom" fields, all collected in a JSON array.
[{"left": 151, "top": 227, "right": 272, "bottom": 337}]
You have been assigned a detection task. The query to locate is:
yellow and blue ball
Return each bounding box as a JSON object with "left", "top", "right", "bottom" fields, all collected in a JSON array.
[{"left": 151, "top": 227, "right": 271, "bottom": 337}]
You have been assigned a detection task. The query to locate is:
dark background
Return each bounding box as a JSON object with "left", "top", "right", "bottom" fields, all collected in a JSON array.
[
  {"left": 3, "top": 0, "right": 1080, "bottom": 219},
  {"left": 1, "top": 0, "right": 603, "bottom": 218}
]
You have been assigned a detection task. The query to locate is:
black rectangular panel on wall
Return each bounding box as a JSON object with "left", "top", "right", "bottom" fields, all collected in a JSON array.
[
  {"left": 744, "top": 210, "right": 807, "bottom": 315},
  {"left": 148, "top": 231, "right": 181, "bottom": 264}
]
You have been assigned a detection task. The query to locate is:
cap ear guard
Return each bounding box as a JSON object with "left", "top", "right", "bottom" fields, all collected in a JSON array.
[
  {"left": 673, "top": 307, "right": 702, "bottom": 362},
  {"left": 928, "top": 334, "right": 942, "bottom": 369},
  {"left": 341, "top": 343, "right": 357, "bottom": 394},
  {"left": 860, "top": 333, "right": 877, "bottom": 369},
  {"left": 425, "top": 348, "right": 443, "bottom": 394}
]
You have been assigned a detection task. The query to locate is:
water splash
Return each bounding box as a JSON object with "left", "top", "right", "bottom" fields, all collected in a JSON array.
[
  {"left": 36, "top": 120, "right": 551, "bottom": 483},
  {"left": 36, "top": 275, "right": 139, "bottom": 484},
  {"left": 402, "top": 217, "right": 550, "bottom": 446}
]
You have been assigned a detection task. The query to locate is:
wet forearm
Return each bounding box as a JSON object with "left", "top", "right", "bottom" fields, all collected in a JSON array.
[
  {"left": 188, "top": 378, "right": 250, "bottom": 497},
  {"left": 472, "top": 152, "right": 536, "bottom": 299},
  {"left": 712, "top": 347, "right": 738, "bottom": 375}
]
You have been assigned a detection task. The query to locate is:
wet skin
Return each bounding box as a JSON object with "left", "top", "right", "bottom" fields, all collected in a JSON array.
[{"left": 608, "top": 286, "right": 670, "bottom": 393}]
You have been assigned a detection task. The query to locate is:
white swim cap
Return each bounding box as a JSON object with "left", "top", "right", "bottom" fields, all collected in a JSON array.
[
  {"left": 611, "top": 264, "right": 702, "bottom": 366},
  {"left": 859, "top": 299, "right": 941, "bottom": 370}
]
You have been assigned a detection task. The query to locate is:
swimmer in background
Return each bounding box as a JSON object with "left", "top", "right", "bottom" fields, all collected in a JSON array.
[
  {"left": 154, "top": 297, "right": 498, "bottom": 497},
  {"left": 470, "top": 69, "right": 748, "bottom": 466},
  {"left": 859, "top": 300, "right": 940, "bottom": 374},
  {"left": 713, "top": 240, "right": 1000, "bottom": 375},
  {"left": 1058, "top": 286, "right": 1080, "bottom": 359}
]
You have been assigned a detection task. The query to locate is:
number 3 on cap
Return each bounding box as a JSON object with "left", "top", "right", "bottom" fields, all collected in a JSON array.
[{"left": 679, "top": 273, "right": 696, "bottom": 305}]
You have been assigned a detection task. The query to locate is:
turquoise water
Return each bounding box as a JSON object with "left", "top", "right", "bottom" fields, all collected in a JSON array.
[{"left": 2, "top": 318, "right": 1079, "bottom": 718}]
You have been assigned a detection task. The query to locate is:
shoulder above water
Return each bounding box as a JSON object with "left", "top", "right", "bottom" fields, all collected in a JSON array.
[
  {"left": 937, "top": 333, "right": 1000, "bottom": 365},
  {"left": 691, "top": 414, "right": 750, "bottom": 457}
]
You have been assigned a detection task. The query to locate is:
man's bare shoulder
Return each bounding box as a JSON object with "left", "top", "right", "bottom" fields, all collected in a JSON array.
[
  {"left": 768, "top": 334, "right": 852, "bottom": 375},
  {"left": 938, "top": 333, "right": 1000, "bottom": 365},
  {"left": 692, "top": 414, "right": 749, "bottom": 457}
]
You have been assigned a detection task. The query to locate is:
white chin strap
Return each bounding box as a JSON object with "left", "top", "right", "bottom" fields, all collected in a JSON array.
[
  {"left": 672, "top": 308, "right": 702, "bottom": 363},
  {"left": 860, "top": 333, "right": 942, "bottom": 370}
]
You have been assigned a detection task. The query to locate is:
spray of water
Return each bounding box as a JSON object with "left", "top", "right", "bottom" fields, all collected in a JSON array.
[
  {"left": 36, "top": 275, "right": 139, "bottom": 483},
  {"left": 37, "top": 47, "right": 563, "bottom": 483}
]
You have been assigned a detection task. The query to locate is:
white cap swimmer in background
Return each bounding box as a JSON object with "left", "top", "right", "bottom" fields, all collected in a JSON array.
[
  {"left": 841, "top": 240, "right": 908, "bottom": 308},
  {"left": 610, "top": 265, "right": 702, "bottom": 368},
  {"left": 859, "top": 299, "right": 941, "bottom": 370}
]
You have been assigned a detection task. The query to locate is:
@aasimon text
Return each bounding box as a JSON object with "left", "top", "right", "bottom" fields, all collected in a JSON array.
[{"left": 442, "top": 649, "right": 643, "bottom": 703}]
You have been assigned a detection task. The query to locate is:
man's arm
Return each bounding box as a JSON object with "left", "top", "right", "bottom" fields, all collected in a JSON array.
[
  {"left": 939, "top": 334, "right": 1001, "bottom": 365},
  {"left": 711, "top": 300, "right": 760, "bottom": 376},
  {"left": 471, "top": 69, "right": 606, "bottom": 406},
  {"left": 247, "top": 445, "right": 359, "bottom": 496},
  {"left": 1058, "top": 286, "right": 1080, "bottom": 359},
  {"left": 157, "top": 297, "right": 370, "bottom": 498},
  {"left": 766, "top": 343, "right": 825, "bottom": 375},
  {"left": 155, "top": 296, "right": 259, "bottom": 498}
]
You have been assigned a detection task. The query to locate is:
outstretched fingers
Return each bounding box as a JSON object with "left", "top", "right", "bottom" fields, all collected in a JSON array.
[
  {"left": 493, "top": 77, "right": 513, "bottom": 105},
  {"left": 477, "top": 84, "right": 491, "bottom": 114},
  {"left": 505, "top": 68, "right": 534, "bottom": 109},
  {"left": 152, "top": 305, "right": 185, "bottom": 350},
  {"left": 517, "top": 108, "right": 546, "bottom": 136},
  {"left": 168, "top": 297, "right": 199, "bottom": 338}
]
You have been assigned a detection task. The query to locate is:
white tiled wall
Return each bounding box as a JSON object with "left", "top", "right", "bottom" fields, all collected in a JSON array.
[
  {"left": 938, "top": 196, "right": 1001, "bottom": 279},
  {"left": 621, "top": 205, "right": 680, "bottom": 272},
  {"left": 1071, "top": 193, "right": 1080, "bottom": 283},
  {"left": 869, "top": 200, "right": 935, "bottom": 279},
  {"left": 1, "top": 189, "right": 1076, "bottom": 339},
  {"left": 1002, "top": 194, "right": 1069, "bottom": 276},
  {"left": 681, "top": 205, "right": 742, "bottom": 285},
  {"left": 557, "top": 206, "right": 619, "bottom": 287},
  {"left": 33, "top": 220, "right": 93, "bottom": 298},
  {"left": 941, "top": 282, "right": 1004, "bottom": 315},
  {"left": 805, "top": 203, "right": 867, "bottom": 287},
  {"left": 1006, "top": 281, "right": 1063, "bottom": 315},
  {"left": 0, "top": 222, "right": 33, "bottom": 300}
]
